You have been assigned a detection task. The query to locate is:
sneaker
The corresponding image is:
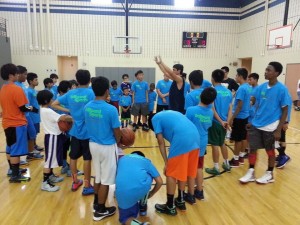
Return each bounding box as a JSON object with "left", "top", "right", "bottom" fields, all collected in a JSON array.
[
  {"left": 82, "top": 186, "right": 94, "bottom": 196},
  {"left": 61, "top": 164, "right": 70, "bottom": 174},
  {"left": 243, "top": 152, "right": 249, "bottom": 158},
  {"left": 194, "top": 189, "right": 204, "bottom": 201},
  {"left": 239, "top": 157, "right": 245, "bottom": 165},
  {"left": 239, "top": 168, "right": 255, "bottom": 184},
  {"left": 67, "top": 170, "right": 84, "bottom": 177},
  {"left": 93, "top": 206, "right": 116, "bottom": 221},
  {"left": 20, "top": 160, "right": 29, "bottom": 166},
  {"left": 276, "top": 155, "right": 290, "bottom": 169},
  {"left": 27, "top": 153, "right": 44, "bottom": 160},
  {"left": 49, "top": 174, "right": 64, "bottom": 183},
  {"left": 139, "top": 203, "right": 148, "bottom": 216},
  {"left": 155, "top": 204, "right": 177, "bottom": 216},
  {"left": 229, "top": 158, "right": 239, "bottom": 168},
  {"left": 183, "top": 192, "right": 196, "bottom": 205},
  {"left": 33, "top": 149, "right": 41, "bottom": 154},
  {"left": 275, "top": 155, "right": 280, "bottom": 162},
  {"left": 7, "top": 168, "right": 27, "bottom": 177},
  {"left": 41, "top": 180, "right": 60, "bottom": 192},
  {"left": 71, "top": 179, "right": 83, "bottom": 191},
  {"left": 141, "top": 223, "right": 150, "bottom": 225},
  {"left": 9, "top": 174, "right": 31, "bottom": 183},
  {"left": 256, "top": 171, "right": 274, "bottom": 184},
  {"left": 34, "top": 145, "right": 44, "bottom": 151},
  {"left": 205, "top": 167, "right": 220, "bottom": 176},
  {"left": 222, "top": 163, "right": 231, "bottom": 172},
  {"left": 132, "top": 123, "right": 138, "bottom": 132},
  {"left": 77, "top": 170, "right": 84, "bottom": 176},
  {"left": 142, "top": 124, "right": 149, "bottom": 132},
  {"left": 175, "top": 198, "right": 186, "bottom": 211}
]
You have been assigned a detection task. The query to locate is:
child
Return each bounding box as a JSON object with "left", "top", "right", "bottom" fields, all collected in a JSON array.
[
  {"left": 156, "top": 74, "right": 172, "bottom": 113},
  {"left": 184, "top": 70, "right": 204, "bottom": 110},
  {"left": 44, "top": 78, "right": 54, "bottom": 93},
  {"left": 120, "top": 74, "right": 132, "bottom": 95},
  {"left": 37, "top": 90, "right": 72, "bottom": 192},
  {"left": 131, "top": 70, "right": 149, "bottom": 132},
  {"left": 69, "top": 79, "right": 79, "bottom": 89},
  {"left": 116, "top": 151, "right": 163, "bottom": 225},
  {"left": 109, "top": 80, "right": 123, "bottom": 113},
  {"left": 119, "top": 87, "right": 132, "bottom": 128},
  {"left": 186, "top": 87, "right": 216, "bottom": 202},
  {"left": 148, "top": 83, "right": 157, "bottom": 115},
  {"left": 84, "top": 76, "right": 121, "bottom": 221},
  {"left": 50, "top": 73, "right": 59, "bottom": 100}
]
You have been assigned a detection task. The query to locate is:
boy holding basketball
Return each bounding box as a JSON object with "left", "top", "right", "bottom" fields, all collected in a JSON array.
[{"left": 84, "top": 76, "right": 121, "bottom": 221}]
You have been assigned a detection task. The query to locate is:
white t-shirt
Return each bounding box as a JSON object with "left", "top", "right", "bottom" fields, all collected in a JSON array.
[{"left": 40, "top": 107, "right": 62, "bottom": 135}]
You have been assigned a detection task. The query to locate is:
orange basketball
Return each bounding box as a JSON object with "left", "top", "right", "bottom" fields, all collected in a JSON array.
[
  {"left": 58, "top": 120, "right": 73, "bottom": 132},
  {"left": 120, "top": 128, "right": 135, "bottom": 147}
]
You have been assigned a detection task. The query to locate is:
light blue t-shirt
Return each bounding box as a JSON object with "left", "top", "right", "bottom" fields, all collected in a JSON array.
[
  {"left": 148, "top": 91, "right": 157, "bottom": 112},
  {"left": 248, "top": 85, "right": 259, "bottom": 123},
  {"left": 27, "top": 87, "right": 40, "bottom": 124},
  {"left": 15, "top": 81, "right": 29, "bottom": 101},
  {"left": 152, "top": 110, "right": 200, "bottom": 158},
  {"left": 119, "top": 95, "right": 132, "bottom": 107},
  {"left": 287, "top": 92, "right": 292, "bottom": 122},
  {"left": 186, "top": 105, "right": 213, "bottom": 156},
  {"left": 116, "top": 154, "right": 160, "bottom": 209},
  {"left": 45, "top": 88, "right": 56, "bottom": 100},
  {"left": 132, "top": 80, "right": 149, "bottom": 103},
  {"left": 156, "top": 79, "right": 172, "bottom": 105},
  {"left": 109, "top": 87, "right": 123, "bottom": 102},
  {"left": 202, "top": 80, "right": 212, "bottom": 89},
  {"left": 252, "top": 82, "right": 290, "bottom": 128},
  {"left": 184, "top": 82, "right": 190, "bottom": 97},
  {"left": 232, "top": 83, "right": 251, "bottom": 119},
  {"left": 58, "top": 88, "right": 95, "bottom": 139},
  {"left": 51, "top": 85, "right": 58, "bottom": 100},
  {"left": 184, "top": 87, "right": 204, "bottom": 110},
  {"left": 213, "top": 85, "right": 232, "bottom": 124},
  {"left": 84, "top": 100, "right": 120, "bottom": 145}
]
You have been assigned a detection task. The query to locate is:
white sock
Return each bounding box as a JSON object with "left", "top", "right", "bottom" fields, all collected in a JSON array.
[
  {"left": 214, "top": 163, "right": 219, "bottom": 170},
  {"left": 224, "top": 159, "right": 229, "bottom": 165},
  {"left": 239, "top": 152, "right": 246, "bottom": 157},
  {"left": 234, "top": 155, "right": 239, "bottom": 160}
]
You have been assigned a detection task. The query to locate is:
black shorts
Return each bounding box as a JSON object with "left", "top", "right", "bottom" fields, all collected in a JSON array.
[
  {"left": 230, "top": 118, "right": 248, "bottom": 142},
  {"left": 156, "top": 104, "right": 168, "bottom": 113},
  {"left": 248, "top": 126, "right": 275, "bottom": 150},
  {"left": 121, "top": 107, "right": 131, "bottom": 120},
  {"left": 69, "top": 136, "right": 92, "bottom": 160}
]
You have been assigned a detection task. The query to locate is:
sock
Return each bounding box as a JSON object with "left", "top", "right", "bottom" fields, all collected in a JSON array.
[
  {"left": 224, "top": 159, "right": 229, "bottom": 165},
  {"left": 7, "top": 160, "right": 12, "bottom": 170},
  {"left": 11, "top": 163, "right": 19, "bottom": 177},
  {"left": 43, "top": 173, "right": 51, "bottom": 182},
  {"left": 214, "top": 163, "right": 219, "bottom": 170},
  {"left": 63, "top": 160, "right": 67, "bottom": 167},
  {"left": 166, "top": 194, "right": 174, "bottom": 208},
  {"left": 278, "top": 146, "right": 286, "bottom": 156},
  {"left": 131, "top": 219, "right": 143, "bottom": 225},
  {"left": 72, "top": 173, "right": 78, "bottom": 183},
  {"left": 239, "top": 152, "right": 246, "bottom": 157},
  {"left": 125, "top": 120, "right": 128, "bottom": 127},
  {"left": 121, "top": 121, "right": 124, "bottom": 128},
  {"left": 233, "top": 155, "right": 239, "bottom": 160},
  {"left": 94, "top": 194, "right": 98, "bottom": 205},
  {"left": 50, "top": 168, "right": 54, "bottom": 175},
  {"left": 267, "top": 167, "right": 274, "bottom": 172},
  {"left": 178, "top": 189, "right": 184, "bottom": 202}
]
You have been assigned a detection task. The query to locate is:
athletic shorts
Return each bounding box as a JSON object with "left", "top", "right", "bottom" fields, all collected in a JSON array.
[
  {"left": 208, "top": 121, "right": 226, "bottom": 146},
  {"left": 121, "top": 107, "right": 131, "bottom": 120},
  {"left": 44, "top": 134, "right": 64, "bottom": 169},
  {"left": 131, "top": 103, "right": 149, "bottom": 116},
  {"left": 198, "top": 156, "right": 204, "bottom": 169},
  {"left": 248, "top": 126, "right": 275, "bottom": 150},
  {"left": 230, "top": 118, "right": 248, "bottom": 142},
  {"left": 156, "top": 104, "right": 168, "bottom": 113},
  {"left": 279, "top": 129, "right": 286, "bottom": 142},
  {"left": 69, "top": 137, "right": 92, "bottom": 160},
  {"left": 5, "top": 125, "right": 28, "bottom": 157},
  {"left": 89, "top": 142, "right": 118, "bottom": 184},
  {"left": 34, "top": 123, "right": 40, "bottom": 134},
  {"left": 166, "top": 149, "right": 199, "bottom": 181},
  {"left": 118, "top": 203, "right": 139, "bottom": 224},
  {"left": 26, "top": 114, "right": 37, "bottom": 140}
]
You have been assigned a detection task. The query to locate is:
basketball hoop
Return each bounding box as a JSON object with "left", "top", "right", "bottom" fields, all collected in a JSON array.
[{"left": 124, "top": 49, "right": 131, "bottom": 58}]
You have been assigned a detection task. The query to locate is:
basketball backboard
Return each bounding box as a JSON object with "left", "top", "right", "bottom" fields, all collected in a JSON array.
[
  {"left": 113, "top": 36, "right": 142, "bottom": 54},
  {"left": 267, "top": 24, "right": 292, "bottom": 50}
]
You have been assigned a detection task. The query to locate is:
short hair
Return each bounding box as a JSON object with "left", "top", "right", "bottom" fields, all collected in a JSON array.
[
  {"left": 150, "top": 83, "right": 155, "bottom": 88},
  {"left": 221, "top": 66, "right": 229, "bottom": 73},
  {"left": 122, "top": 74, "right": 129, "bottom": 79},
  {"left": 200, "top": 87, "right": 217, "bottom": 105},
  {"left": 92, "top": 76, "right": 109, "bottom": 96},
  {"left": 111, "top": 80, "right": 117, "bottom": 86},
  {"left": 1, "top": 63, "right": 18, "bottom": 80},
  {"left": 173, "top": 64, "right": 184, "bottom": 75},
  {"left": 236, "top": 68, "right": 248, "bottom": 80},
  {"left": 50, "top": 73, "right": 58, "bottom": 79},
  {"left": 69, "top": 79, "right": 79, "bottom": 87},
  {"left": 122, "top": 86, "right": 129, "bottom": 91},
  {"left": 131, "top": 151, "right": 145, "bottom": 157},
  {"left": 43, "top": 78, "right": 53, "bottom": 87},
  {"left": 91, "top": 77, "right": 97, "bottom": 83},
  {"left": 17, "top": 65, "right": 27, "bottom": 74},
  {"left": 57, "top": 80, "right": 71, "bottom": 94},
  {"left": 135, "top": 70, "right": 143, "bottom": 77},
  {"left": 188, "top": 70, "right": 203, "bottom": 86},
  {"left": 268, "top": 61, "right": 283, "bottom": 75},
  {"left": 212, "top": 69, "right": 225, "bottom": 83},
  {"left": 248, "top": 73, "right": 259, "bottom": 81},
  {"left": 37, "top": 90, "right": 53, "bottom": 105},
  {"left": 75, "top": 69, "right": 91, "bottom": 85},
  {"left": 27, "top": 72, "right": 38, "bottom": 84},
  {"left": 182, "top": 73, "right": 187, "bottom": 79}
]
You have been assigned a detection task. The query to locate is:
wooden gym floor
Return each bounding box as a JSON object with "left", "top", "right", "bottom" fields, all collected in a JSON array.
[{"left": 0, "top": 111, "right": 300, "bottom": 225}]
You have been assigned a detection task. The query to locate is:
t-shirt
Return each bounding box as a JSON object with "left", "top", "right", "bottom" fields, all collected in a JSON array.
[
  {"left": 202, "top": 80, "right": 212, "bottom": 89},
  {"left": 156, "top": 79, "right": 172, "bottom": 105},
  {"left": 232, "top": 83, "right": 251, "bottom": 119},
  {"left": 184, "top": 87, "right": 204, "bottom": 110},
  {"left": 27, "top": 87, "right": 40, "bottom": 124},
  {"left": 248, "top": 85, "right": 259, "bottom": 123},
  {"left": 15, "top": 81, "right": 29, "bottom": 101},
  {"left": 213, "top": 85, "right": 232, "bottom": 124},
  {"left": 51, "top": 85, "right": 58, "bottom": 100},
  {"left": 84, "top": 100, "right": 120, "bottom": 145},
  {"left": 169, "top": 77, "right": 185, "bottom": 114},
  {"left": 40, "top": 107, "right": 62, "bottom": 135},
  {"left": 45, "top": 88, "right": 56, "bottom": 100},
  {"left": 109, "top": 87, "right": 123, "bottom": 102},
  {"left": 148, "top": 91, "right": 157, "bottom": 112},
  {"left": 132, "top": 80, "right": 149, "bottom": 103},
  {"left": 252, "top": 82, "right": 290, "bottom": 128},
  {"left": 184, "top": 82, "right": 190, "bottom": 97},
  {"left": 152, "top": 110, "right": 200, "bottom": 158},
  {"left": 116, "top": 153, "right": 160, "bottom": 209},
  {"left": 119, "top": 95, "right": 132, "bottom": 107},
  {"left": 221, "top": 78, "right": 239, "bottom": 92},
  {"left": 58, "top": 88, "right": 95, "bottom": 139},
  {"left": 0, "top": 83, "right": 28, "bottom": 129}
]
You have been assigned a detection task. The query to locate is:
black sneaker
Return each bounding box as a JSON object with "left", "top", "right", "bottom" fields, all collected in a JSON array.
[
  {"left": 175, "top": 198, "right": 186, "bottom": 211},
  {"left": 93, "top": 206, "right": 116, "bottom": 221},
  {"left": 194, "top": 189, "right": 204, "bottom": 200},
  {"left": 183, "top": 192, "right": 196, "bottom": 205},
  {"left": 9, "top": 174, "right": 31, "bottom": 183},
  {"left": 139, "top": 202, "right": 147, "bottom": 216},
  {"left": 142, "top": 124, "right": 149, "bottom": 132},
  {"left": 155, "top": 204, "right": 177, "bottom": 216},
  {"left": 132, "top": 123, "right": 138, "bottom": 132}
]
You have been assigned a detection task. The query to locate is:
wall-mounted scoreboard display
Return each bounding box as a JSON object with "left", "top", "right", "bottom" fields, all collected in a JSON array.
[{"left": 182, "top": 32, "right": 207, "bottom": 48}]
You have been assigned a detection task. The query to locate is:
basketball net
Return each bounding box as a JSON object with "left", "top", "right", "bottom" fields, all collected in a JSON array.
[{"left": 124, "top": 49, "right": 131, "bottom": 58}]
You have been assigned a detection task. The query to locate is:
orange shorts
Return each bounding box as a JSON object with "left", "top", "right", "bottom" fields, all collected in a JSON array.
[{"left": 166, "top": 149, "right": 199, "bottom": 182}]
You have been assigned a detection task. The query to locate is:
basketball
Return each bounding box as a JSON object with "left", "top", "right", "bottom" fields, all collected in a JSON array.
[
  {"left": 58, "top": 118, "right": 73, "bottom": 132},
  {"left": 120, "top": 128, "right": 135, "bottom": 147}
]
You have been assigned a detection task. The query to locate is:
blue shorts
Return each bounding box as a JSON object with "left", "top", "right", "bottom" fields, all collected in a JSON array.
[
  {"left": 34, "top": 123, "right": 40, "bottom": 134},
  {"left": 5, "top": 125, "right": 28, "bottom": 157},
  {"left": 26, "top": 114, "right": 37, "bottom": 140},
  {"left": 118, "top": 203, "right": 139, "bottom": 224}
]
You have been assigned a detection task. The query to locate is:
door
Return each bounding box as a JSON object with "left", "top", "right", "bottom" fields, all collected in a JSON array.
[
  {"left": 57, "top": 56, "right": 78, "bottom": 81},
  {"left": 285, "top": 63, "right": 300, "bottom": 101},
  {"left": 240, "top": 58, "right": 252, "bottom": 74}
]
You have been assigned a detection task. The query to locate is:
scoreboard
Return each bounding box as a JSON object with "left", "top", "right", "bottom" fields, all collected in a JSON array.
[{"left": 182, "top": 32, "right": 207, "bottom": 48}]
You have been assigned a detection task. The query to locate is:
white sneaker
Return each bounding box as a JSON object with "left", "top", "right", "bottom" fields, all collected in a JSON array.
[
  {"left": 256, "top": 171, "right": 274, "bottom": 184},
  {"left": 239, "top": 168, "right": 255, "bottom": 183},
  {"left": 49, "top": 174, "right": 64, "bottom": 183},
  {"left": 41, "top": 181, "right": 60, "bottom": 192}
]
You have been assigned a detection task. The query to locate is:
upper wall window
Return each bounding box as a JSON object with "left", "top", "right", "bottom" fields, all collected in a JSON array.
[{"left": 174, "top": 0, "right": 194, "bottom": 8}]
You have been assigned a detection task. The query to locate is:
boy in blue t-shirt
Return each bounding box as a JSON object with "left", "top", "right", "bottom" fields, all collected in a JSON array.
[
  {"left": 131, "top": 70, "right": 149, "bottom": 132},
  {"left": 116, "top": 151, "right": 163, "bottom": 225},
  {"left": 109, "top": 80, "right": 123, "bottom": 114},
  {"left": 84, "top": 76, "right": 121, "bottom": 221},
  {"left": 52, "top": 69, "right": 95, "bottom": 195},
  {"left": 156, "top": 75, "right": 172, "bottom": 113},
  {"left": 184, "top": 70, "right": 204, "bottom": 110},
  {"left": 206, "top": 69, "right": 233, "bottom": 176},
  {"left": 50, "top": 73, "right": 59, "bottom": 100},
  {"left": 186, "top": 87, "right": 216, "bottom": 203},
  {"left": 148, "top": 83, "right": 157, "bottom": 115},
  {"left": 119, "top": 87, "right": 132, "bottom": 128}
]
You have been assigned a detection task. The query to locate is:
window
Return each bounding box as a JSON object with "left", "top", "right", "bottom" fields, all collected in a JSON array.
[
  {"left": 91, "top": 0, "right": 112, "bottom": 5},
  {"left": 174, "top": 0, "right": 194, "bottom": 8}
]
